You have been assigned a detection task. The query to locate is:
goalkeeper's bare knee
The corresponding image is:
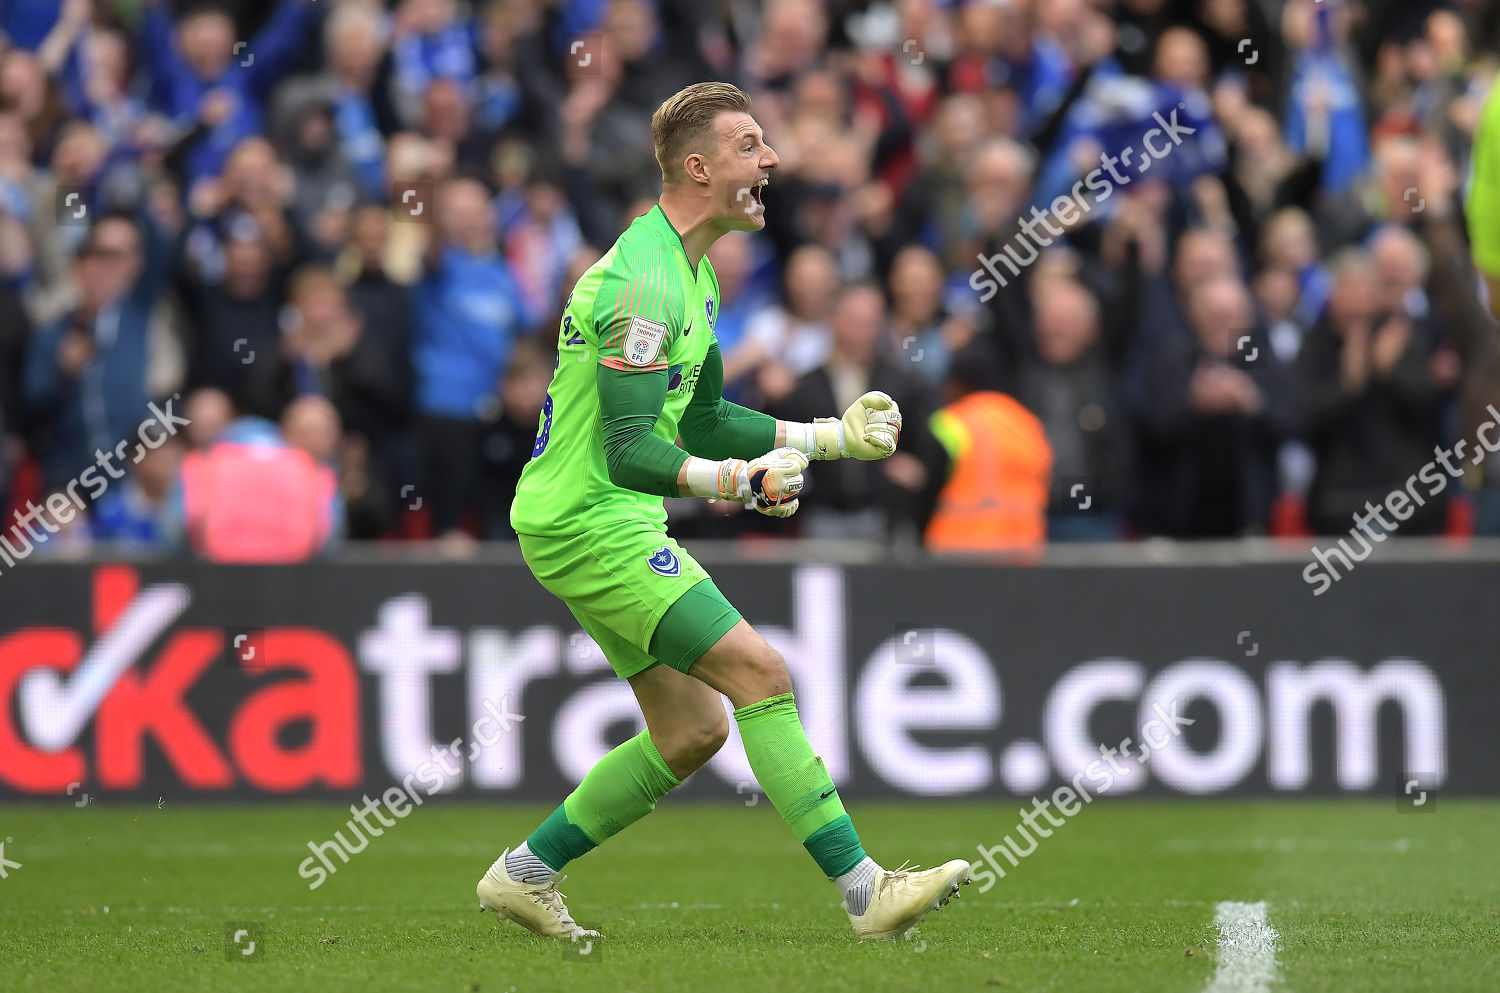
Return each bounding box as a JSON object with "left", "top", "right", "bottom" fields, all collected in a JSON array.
[
  {"left": 728, "top": 641, "right": 791, "bottom": 705},
  {"left": 653, "top": 709, "right": 729, "bottom": 776},
  {"left": 691, "top": 622, "right": 792, "bottom": 708}
]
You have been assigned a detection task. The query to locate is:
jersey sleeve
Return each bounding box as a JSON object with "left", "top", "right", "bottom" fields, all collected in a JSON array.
[
  {"left": 593, "top": 253, "right": 685, "bottom": 373},
  {"left": 677, "top": 341, "right": 777, "bottom": 459},
  {"left": 597, "top": 364, "right": 690, "bottom": 497}
]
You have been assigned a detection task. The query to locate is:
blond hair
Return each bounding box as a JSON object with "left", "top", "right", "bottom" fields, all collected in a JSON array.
[{"left": 651, "top": 82, "right": 752, "bottom": 184}]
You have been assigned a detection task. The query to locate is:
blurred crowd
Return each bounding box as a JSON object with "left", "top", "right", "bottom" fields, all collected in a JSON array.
[{"left": 2, "top": 0, "right": 1500, "bottom": 560}]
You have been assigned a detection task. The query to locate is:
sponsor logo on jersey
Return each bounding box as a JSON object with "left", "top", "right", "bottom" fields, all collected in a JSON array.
[
  {"left": 646, "top": 546, "right": 681, "bottom": 577},
  {"left": 668, "top": 362, "right": 704, "bottom": 396},
  {"left": 624, "top": 315, "right": 667, "bottom": 366}
]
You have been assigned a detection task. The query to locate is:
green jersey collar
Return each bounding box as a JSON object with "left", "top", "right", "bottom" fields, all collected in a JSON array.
[{"left": 649, "top": 204, "right": 698, "bottom": 279}]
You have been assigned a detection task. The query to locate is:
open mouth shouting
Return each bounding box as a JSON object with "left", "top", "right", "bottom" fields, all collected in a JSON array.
[{"left": 747, "top": 176, "right": 769, "bottom": 210}]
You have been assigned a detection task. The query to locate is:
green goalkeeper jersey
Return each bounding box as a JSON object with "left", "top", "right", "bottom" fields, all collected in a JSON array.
[
  {"left": 511, "top": 206, "right": 724, "bottom": 537},
  {"left": 1469, "top": 83, "right": 1500, "bottom": 279}
]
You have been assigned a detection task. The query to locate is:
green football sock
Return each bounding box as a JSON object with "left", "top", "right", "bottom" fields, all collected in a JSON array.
[
  {"left": 733, "top": 692, "right": 868, "bottom": 878},
  {"left": 524, "top": 729, "right": 682, "bottom": 872}
]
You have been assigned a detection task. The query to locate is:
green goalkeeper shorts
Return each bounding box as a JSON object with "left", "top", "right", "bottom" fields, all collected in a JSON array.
[{"left": 518, "top": 522, "right": 742, "bottom": 679}]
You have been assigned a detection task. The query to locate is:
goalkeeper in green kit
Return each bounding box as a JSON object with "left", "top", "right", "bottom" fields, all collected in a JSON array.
[
  {"left": 477, "top": 82, "right": 972, "bottom": 941},
  {"left": 1470, "top": 82, "right": 1500, "bottom": 320}
]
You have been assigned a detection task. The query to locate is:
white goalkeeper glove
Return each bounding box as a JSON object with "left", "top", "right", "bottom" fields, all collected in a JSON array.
[
  {"left": 801, "top": 391, "right": 903, "bottom": 461},
  {"left": 683, "top": 447, "right": 809, "bottom": 518}
]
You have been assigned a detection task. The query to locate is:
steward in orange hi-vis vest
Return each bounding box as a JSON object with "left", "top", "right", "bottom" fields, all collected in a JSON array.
[{"left": 925, "top": 391, "right": 1052, "bottom": 557}]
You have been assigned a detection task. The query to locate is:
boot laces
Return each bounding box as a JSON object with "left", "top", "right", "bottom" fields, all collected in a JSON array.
[
  {"left": 882, "top": 860, "right": 922, "bottom": 889},
  {"left": 530, "top": 874, "right": 579, "bottom": 928}
]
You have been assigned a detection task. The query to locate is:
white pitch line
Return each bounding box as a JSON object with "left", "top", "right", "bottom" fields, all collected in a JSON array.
[{"left": 1204, "top": 901, "right": 1279, "bottom": 993}]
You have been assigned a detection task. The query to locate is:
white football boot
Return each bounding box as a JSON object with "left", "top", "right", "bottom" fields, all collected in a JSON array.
[
  {"left": 476, "top": 851, "right": 600, "bottom": 939},
  {"left": 846, "top": 859, "right": 972, "bottom": 940}
]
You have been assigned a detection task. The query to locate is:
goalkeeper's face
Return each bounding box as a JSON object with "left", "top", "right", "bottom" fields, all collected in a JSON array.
[{"left": 709, "top": 111, "right": 779, "bottom": 232}]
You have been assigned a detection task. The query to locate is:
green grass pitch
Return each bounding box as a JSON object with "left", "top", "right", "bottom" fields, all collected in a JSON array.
[{"left": 1, "top": 799, "right": 1495, "bottom": 992}]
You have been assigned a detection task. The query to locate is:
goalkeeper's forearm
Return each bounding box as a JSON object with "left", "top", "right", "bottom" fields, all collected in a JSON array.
[
  {"left": 675, "top": 395, "right": 815, "bottom": 461},
  {"left": 597, "top": 363, "right": 750, "bottom": 501},
  {"left": 596, "top": 424, "right": 745, "bottom": 502},
  {"left": 672, "top": 341, "right": 849, "bottom": 461},
  {"left": 675, "top": 341, "right": 834, "bottom": 461},
  {"left": 674, "top": 402, "right": 861, "bottom": 463},
  {"left": 671, "top": 419, "right": 819, "bottom": 499}
]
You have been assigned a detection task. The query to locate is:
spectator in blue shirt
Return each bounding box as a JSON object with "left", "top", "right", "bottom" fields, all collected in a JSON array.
[
  {"left": 1282, "top": 0, "right": 1370, "bottom": 197},
  {"left": 91, "top": 430, "right": 181, "bottom": 549},
  {"left": 53, "top": 25, "right": 149, "bottom": 155},
  {"left": 949, "top": 0, "right": 1074, "bottom": 138},
  {"left": 138, "top": 0, "right": 320, "bottom": 185},
  {"left": 1, "top": 0, "right": 63, "bottom": 51},
  {"left": 414, "top": 175, "right": 531, "bottom": 536},
  {"left": 390, "top": 0, "right": 480, "bottom": 129},
  {"left": 22, "top": 209, "right": 173, "bottom": 488},
  {"left": 497, "top": 177, "right": 584, "bottom": 322},
  {"left": 285, "top": 1, "right": 392, "bottom": 202},
  {"left": 1032, "top": 28, "right": 1227, "bottom": 215}
]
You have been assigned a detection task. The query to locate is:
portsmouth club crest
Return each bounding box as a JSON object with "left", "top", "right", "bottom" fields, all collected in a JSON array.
[
  {"left": 705, "top": 298, "right": 715, "bottom": 329},
  {"left": 647, "top": 546, "right": 681, "bottom": 577}
]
